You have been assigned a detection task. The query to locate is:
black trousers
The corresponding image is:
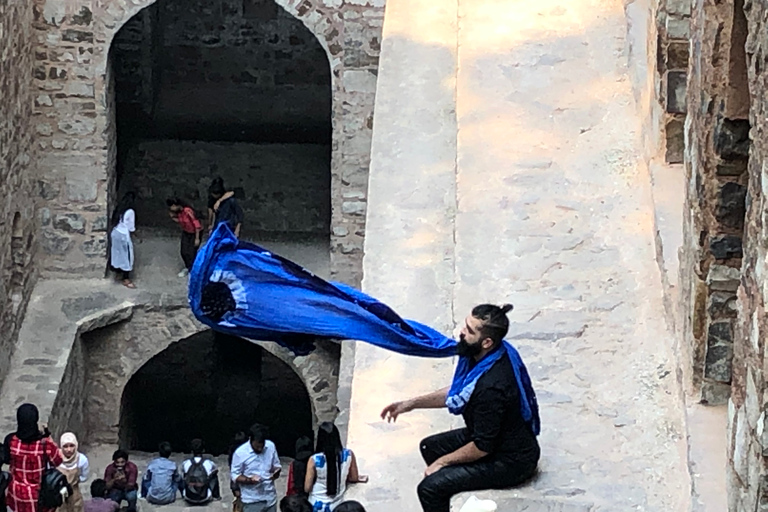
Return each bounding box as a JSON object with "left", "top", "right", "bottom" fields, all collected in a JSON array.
[
  {"left": 417, "top": 429, "right": 538, "bottom": 512},
  {"left": 180, "top": 231, "right": 198, "bottom": 270}
]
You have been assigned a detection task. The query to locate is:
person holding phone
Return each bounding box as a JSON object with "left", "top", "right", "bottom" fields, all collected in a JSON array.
[
  {"left": 230, "top": 424, "right": 281, "bottom": 512},
  {"left": 304, "top": 422, "right": 367, "bottom": 512}
]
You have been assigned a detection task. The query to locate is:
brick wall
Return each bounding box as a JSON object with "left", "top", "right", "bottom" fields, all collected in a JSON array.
[
  {"left": 0, "top": 0, "right": 39, "bottom": 384},
  {"left": 33, "top": 0, "right": 383, "bottom": 286}
]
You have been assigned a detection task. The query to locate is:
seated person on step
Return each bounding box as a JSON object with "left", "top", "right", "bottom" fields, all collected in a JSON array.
[
  {"left": 141, "top": 442, "right": 181, "bottom": 505},
  {"left": 381, "top": 304, "right": 540, "bottom": 512},
  {"left": 105, "top": 450, "right": 138, "bottom": 512},
  {"left": 180, "top": 438, "right": 221, "bottom": 504},
  {"left": 85, "top": 479, "right": 118, "bottom": 512}
]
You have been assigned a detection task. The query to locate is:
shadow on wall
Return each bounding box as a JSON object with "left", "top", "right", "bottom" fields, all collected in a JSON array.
[{"left": 118, "top": 331, "right": 313, "bottom": 455}]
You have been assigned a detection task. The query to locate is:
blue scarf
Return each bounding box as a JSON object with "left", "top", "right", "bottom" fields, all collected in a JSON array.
[
  {"left": 190, "top": 224, "right": 540, "bottom": 435},
  {"left": 447, "top": 342, "right": 540, "bottom": 436}
]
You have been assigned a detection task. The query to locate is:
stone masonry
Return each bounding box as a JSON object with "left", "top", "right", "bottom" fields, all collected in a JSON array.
[
  {"left": 723, "top": 0, "right": 768, "bottom": 508},
  {"left": 33, "top": 0, "right": 383, "bottom": 286},
  {"left": 0, "top": 0, "right": 40, "bottom": 386},
  {"left": 680, "top": 0, "right": 749, "bottom": 404}
]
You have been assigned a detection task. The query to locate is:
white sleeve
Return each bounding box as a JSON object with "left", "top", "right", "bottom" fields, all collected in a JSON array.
[
  {"left": 125, "top": 209, "right": 136, "bottom": 232},
  {"left": 230, "top": 450, "right": 243, "bottom": 482},
  {"left": 271, "top": 445, "right": 281, "bottom": 472},
  {"left": 79, "top": 454, "right": 90, "bottom": 482}
]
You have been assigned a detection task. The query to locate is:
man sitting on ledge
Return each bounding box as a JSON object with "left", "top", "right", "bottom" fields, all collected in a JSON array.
[{"left": 381, "top": 304, "right": 540, "bottom": 512}]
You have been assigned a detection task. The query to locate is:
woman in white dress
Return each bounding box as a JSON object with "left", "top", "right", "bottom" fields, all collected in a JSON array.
[
  {"left": 110, "top": 192, "right": 137, "bottom": 288},
  {"left": 304, "top": 423, "right": 367, "bottom": 512}
]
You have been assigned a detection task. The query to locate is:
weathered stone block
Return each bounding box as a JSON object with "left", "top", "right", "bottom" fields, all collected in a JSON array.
[
  {"left": 708, "top": 291, "right": 738, "bottom": 318},
  {"left": 717, "top": 160, "right": 748, "bottom": 176},
  {"left": 704, "top": 321, "right": 734, "bottom": 383},
  {"left": 38, "top": 180, "right": 59, "bottom": 200},
  {"left": 710, "top": 235, "right": 743, "bottom": 259},
  {"left": 707, "top": 265, "right": 741, "bottom": 291},
  {"left": 343, "top": 70, "right": 377, "bottom": 93},
  {"left": 53, "top": 214, "right": 86, "bottom": 234},
  {"left": 66, "top": 176, "right": 98, "bottom": 202},
  {"left": 667, "top": 0, "right": 691, "bottom": 15},
  {"left": 666, "top": 17, "right": 690, "bottom": 39},
  {"left": 716, "top": 182, "right": 747, "bottom": 229},
  {"left": 667, "top": 42, "right": 690, "bottom": 70},
  {"left": 92, "top": 216, "right": 108, "bottom": 232},
  {"left": 665, "top": 117, "right": 684, "bottom": 163},
  {"left": 341, "top": 201, "right": 366, "bottom": 216},
  {"left": 40, "top": 230, "right": 73, "bottom": 255},
  {"left": 701, "top": 380, "right": 731, "bottom": 405},
  {"left": 715, "top": 119, "right": 751, "bottom": 161},
  {"left": 81, "top": 237, "right": 107, "bottom": 257},
  {"left": 61, "top": 30, "right": 93, "bottom": 43},
  {"left": 666, "top": 71, "right": 687, "bottom": 113}
]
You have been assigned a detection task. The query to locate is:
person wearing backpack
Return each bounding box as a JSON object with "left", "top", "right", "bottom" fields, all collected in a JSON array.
[
  {"left": 3, "top": 404, "right": 65, "bottom": 512},
  {"left": 180, "top": 439, "right": 220, "bottom": 504}
]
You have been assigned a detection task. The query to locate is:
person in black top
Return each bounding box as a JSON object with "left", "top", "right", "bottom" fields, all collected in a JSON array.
[
  {"left": 381, "top": 304, "right": 540, "bottom": 512},
  {"left": 208, "top": 178, "right": 244, "bottom": 237}
]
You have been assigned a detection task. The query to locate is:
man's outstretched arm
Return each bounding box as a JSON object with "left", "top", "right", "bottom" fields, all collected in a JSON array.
[{"left": 381, "top": 386, "right": 450, "bottom": 422}]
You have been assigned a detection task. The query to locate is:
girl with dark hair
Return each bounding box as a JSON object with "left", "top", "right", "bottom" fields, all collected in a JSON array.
[
  {"left": 335, "top": 502, "right": 366, "bottom": 512},
  {"left": 109, "top": 192, "right": 137, "bottom": 288},
  {"left": 207, "top": 178, "right": 242, "bottom": 237},
  {"left": 166, "top": 197, "right": 203, "bottom": 277},
  {"left": 285, "top": 436, "right": 312, "bottom": 497},
  {"left": 304, "top": 423, "right": 367, "bottom": 512},
  {"left": 3, "top": 404, "right": 63, "bottom": 512}
]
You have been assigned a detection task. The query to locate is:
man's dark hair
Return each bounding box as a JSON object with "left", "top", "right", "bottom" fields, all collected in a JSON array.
[
  {"left": 471, "top": 303, "right": 514, "bottom": 345},
  {"left": 336, "top": 501, "right": 367, "bottom": 512},
  {"left": 90, "top": 479, "right": 108, "bottom": 499},
  {"left": 191, "top": 438, "right": 204, "bottom": 456},
  {"left": 249, "top": 423, "right": 267, "bottom": 444},
  {"left": 209, "top": 177, "right": 226, "bottom": 197},
  {"left": 279, "top": 494, "right": 312, "bottom": 512},
  {"left": 112, "top": 449, "right": 129, "bottom": 462},
  {"left": 158, "top": 441, "right": 172, "bottom": 458}
]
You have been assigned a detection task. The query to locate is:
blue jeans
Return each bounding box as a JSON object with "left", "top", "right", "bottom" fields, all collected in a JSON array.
[{"left": 108, "top": 489, "right": 138, "bottom": 512}]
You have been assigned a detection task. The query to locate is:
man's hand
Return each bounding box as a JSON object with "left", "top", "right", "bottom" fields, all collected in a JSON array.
[
  {"left": 380, "top": 400, "right": 413, "bottom": 423},
  {"left": 424, "top": 460, "right": 446, "bottom": 477},
  {"left": 247, "top": 475, "right": 261, "bottom": 485}
]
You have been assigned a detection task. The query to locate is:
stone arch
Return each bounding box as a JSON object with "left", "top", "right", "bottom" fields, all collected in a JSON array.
[
  {"left": 96, "top": 0, "right": 341, "bottom": 252},
  {"left": 82, "top": 306, "right": 339, "bottom": 445}
]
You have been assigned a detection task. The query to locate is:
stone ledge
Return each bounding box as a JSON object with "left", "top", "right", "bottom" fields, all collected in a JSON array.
[{"left": 76, "top": 301, "right": 134, "bottom": 332}]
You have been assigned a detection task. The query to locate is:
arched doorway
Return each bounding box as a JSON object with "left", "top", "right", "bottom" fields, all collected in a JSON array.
[
  {"left": 106, "top": 0, "right": 332, "bottom": 276},
  {"left": 118, "top": 330, "right": 313, "bottom": 456}
]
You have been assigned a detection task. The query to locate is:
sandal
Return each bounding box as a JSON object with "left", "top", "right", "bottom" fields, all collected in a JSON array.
[{"left": 122, "top": 280, "right": 136, "bottom": 289}]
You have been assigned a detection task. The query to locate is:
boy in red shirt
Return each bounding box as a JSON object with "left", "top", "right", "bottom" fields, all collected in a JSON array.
[{"left": 167, "top": 198, "right": 203, "bottom": 277}]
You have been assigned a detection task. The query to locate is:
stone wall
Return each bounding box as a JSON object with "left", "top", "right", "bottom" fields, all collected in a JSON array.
[
  {"left": 681, "top": 0, "right": 748, "bottom": 404},
  {"left": 51, "top": 306, "right": 340, "bottom": 449},
  {"left": 0, "top": 0, "right": 39, "bottom": 384},
  {"left": 726, "top": 0, "right": 768, "bottom": 507},
  {"left": 33, "top": 0, "right": 383, "bottom": 286},
  {"left": 119, "top": 141, "right": 330, "bottom": 235},
  {"left": 112, "top": 0, "right": 331, "bottom": 142},
  {"left": 656, "top": 0, "right": 691, "bottom": 163}
]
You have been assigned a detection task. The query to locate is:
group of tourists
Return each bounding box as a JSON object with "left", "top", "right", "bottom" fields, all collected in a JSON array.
[
  {"left": 109, "top": 177, "right": 244, "bottom": 288},
  {"left": 0, "top": 404, "right": 368, "bottom": 512}
]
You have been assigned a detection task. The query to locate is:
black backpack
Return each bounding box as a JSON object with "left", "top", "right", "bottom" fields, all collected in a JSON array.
[
  {"left": 183, "top": 459, "right": 210, "bottom": 503},
  {"left": 38, "top": 440, "right": 72, "bottom": 509}
]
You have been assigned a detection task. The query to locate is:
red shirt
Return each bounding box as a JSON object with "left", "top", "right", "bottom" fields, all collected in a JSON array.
[
  {"left": 104, "top": 461, "right": 138, "bottom": 491},
  {"left": 177, "top": 207, "right": 202, "bottom": 234},
  {"left": 7, "top": 435, "right": 63, "bottom": 512}
]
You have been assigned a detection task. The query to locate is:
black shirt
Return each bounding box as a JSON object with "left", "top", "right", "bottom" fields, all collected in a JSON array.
[
  {"left": 463, "top": 355, "right": 540, "bottom": 463},
  {"left": 212, "top": 197, "right": 244, "bottom": 230}
]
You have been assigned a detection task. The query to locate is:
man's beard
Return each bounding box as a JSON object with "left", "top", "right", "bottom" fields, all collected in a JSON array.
[{"left": 457, "top": 334, "right": 482, "bottom": 358}]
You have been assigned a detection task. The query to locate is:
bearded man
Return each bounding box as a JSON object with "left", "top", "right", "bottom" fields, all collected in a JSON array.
[{"left": 381, "top": 304, "right": 540, "bottom": 512}]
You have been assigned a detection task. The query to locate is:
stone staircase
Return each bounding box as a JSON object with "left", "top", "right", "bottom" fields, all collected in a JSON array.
[{"left": 342, "top": 0, "right": 692, "bottom": 510}]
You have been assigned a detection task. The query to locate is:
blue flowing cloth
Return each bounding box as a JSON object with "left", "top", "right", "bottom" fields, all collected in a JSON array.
[{"left": 189, "top": 224, "right": 540, "bottom": 435}]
